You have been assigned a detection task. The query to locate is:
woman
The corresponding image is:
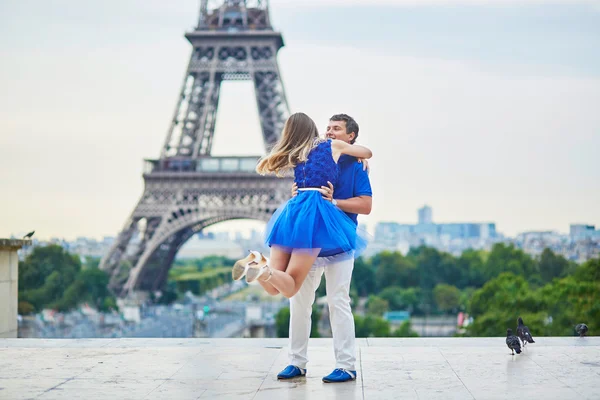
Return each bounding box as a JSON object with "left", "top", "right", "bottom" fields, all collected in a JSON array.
[{"left": 232, "top": 112, "right": 372, "bottom": 298}]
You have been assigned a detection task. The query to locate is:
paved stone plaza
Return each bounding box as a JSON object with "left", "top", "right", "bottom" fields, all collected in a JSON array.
[{"left": 0, "top": 337, "right": 599, "bottom": 399}]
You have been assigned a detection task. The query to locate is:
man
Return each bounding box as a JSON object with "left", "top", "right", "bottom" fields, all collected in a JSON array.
[{"left": 276, "top": 114, "right": 372, "bottom": 383}]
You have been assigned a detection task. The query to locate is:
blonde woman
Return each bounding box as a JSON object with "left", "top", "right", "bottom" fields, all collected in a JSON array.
[{"left": 232, "top": 112, "right": 371, "bottom": 298}]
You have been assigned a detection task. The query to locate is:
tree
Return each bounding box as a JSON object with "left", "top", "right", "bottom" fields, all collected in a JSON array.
[
  {"left": 19, "top": 245, "right": 82, "bottom": 311},
  {"left": 538, "top": 275, "right": 600, "bottom": 336},
  {"left": 354, "top": 315, "right": 391, "bottom": 337},
  {"left": 276, "top": 307, "right": 291, "bottom": 338},
  {"left": 456, "top": 249, "right": 487, "bottom": 288},
  {"left": 392, "top": 320, "right": 419, "bottom": 337},
  {"left": 539, "top": 248, "right": 572, "bottom": 283},
  {"left": 433, "top": 284, "right": 461, "bottom": 313},
  {"left": 379, "top": 286, "right": 422, "bottom": 313},
  {"left": 372, "top": 251, "right": 418, "bottom": 290},
  {"left": 408, "top": 246, "right": 462, "bottom": 289},
  {"left": 19, "top": 245, "right": 81, "bottom": 293},
  {"left": 484, "top": 243, "right": 539, "bottom": 283},
  {"left": 459, "top": 287, "right": 476, "bottom": 312},
  {"left": 351, "top": 257, "right": 376, "bottom": 296},
  {"left": 58, "top": 267, "right": 115, "bottom": 311},
  {"left": 366, "top": 295, "right": 389, "bottom": 316},
  {"left": 275, "top": 306, "right": 322, "bottom": 338},
  {"left": 574, "top": 257, "right": 600, "bottom": 283},
  {"left": 467, "top": 273, "right": 544, "bottom": 336},
  {"left": 18, "top": 245, "right": 116, "bottom": 313}
]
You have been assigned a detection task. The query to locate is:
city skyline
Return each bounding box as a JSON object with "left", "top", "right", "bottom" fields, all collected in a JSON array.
[{"left": 1, "top": 0, "right": 599, "bottom": 241}]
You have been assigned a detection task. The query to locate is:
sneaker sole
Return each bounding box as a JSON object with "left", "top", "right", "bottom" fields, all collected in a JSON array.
[
  {"left": 322, "top": 378, "right": 356, "bottom": 383},
  {"left": 277, "top": 374, "right": 305, "bottom": 380}
]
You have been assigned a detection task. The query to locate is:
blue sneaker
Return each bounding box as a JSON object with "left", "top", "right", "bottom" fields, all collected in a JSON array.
[
  {"left": 322, "top": 368, "right": 357, "bottom": 383},
  {"left": 277, "top": 365, "right": 307, "bottom": 380}
]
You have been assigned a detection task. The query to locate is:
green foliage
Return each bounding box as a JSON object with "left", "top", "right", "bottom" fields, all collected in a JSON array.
[
  {"left": 18, "top": 245, "right": 116, "bottom": 313},
  {"left": 168, "top": 257, "right": 238, "bottom": 298},
  {"left": 538, "top": 274, "right": 600, "bottom": 336},
  {"left": 366, "top": 295, "right": 389, "bottom": 316},
  {"left": 276, "top": 307, "right": 290, "bottom": 338},
  {"left": 56, "top": 267, "right": 114, "bottom": 311},
  {"left": 539, "top": 248, "right": 573, "bottom": 283},
  {"left": 18, "top": 301, "right": 35, "bottom": 315},
  {"left": 354, "top": 314, "right": 391, "bottom": 337},
  {"left": 459, "top": 287, "right": 476, "bottom": 311},
  {"left": 316, "top": 276, "right": 326, "bottom": 298},
  {"left": 310, "top": 305, "right": 322, "bottom": 338},
  {"left": 83, "top": 257, "right": 101, "bottom": 269},
  {"left": 173, "top": 256, "right": 236, "bottom": 271},
  {"left": 171, "top": 267, "right": 231, "bottom": 296},
  {"left": 156, "top": 282, "right": 178, "bottom": 305},
  {"left": 573, "top": 257, "right": 600, "bottom": 282},
  {"left": 379, "top": 286, "right": 421, "bottom": 313},
  {"left": 456, "top": 250, "right": 487, "bottom": 288},
  {"left": 433, "top": 284, "right": 461, "bottom": 313},
  {"left": 484, "top": 243, "right": 539, "bottom": 283},
  {"left": 466, "top": 257, "right": 600, "bottom": 337},
  {"left": 275, "top": 306, "right": 322, "bottom": 338},
  {"left": 352, "top": 257, "right": 376, "bottom": 296},
  {"left": 392, "top": 320, "right": 419, "bottom": 337},
  {"left": 19, "top": 245, "right": 80, "bottom": 294},
  {"left": 407, "top": 246, "right": 462, "bottom": 289},
  {"left": 372, "top": 251, "right": 418, "bottom": 291}
]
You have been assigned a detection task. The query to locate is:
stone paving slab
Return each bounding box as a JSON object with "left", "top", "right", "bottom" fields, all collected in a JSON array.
[{"left": 0, "top": 337, "right": 598, "bottom": 399}]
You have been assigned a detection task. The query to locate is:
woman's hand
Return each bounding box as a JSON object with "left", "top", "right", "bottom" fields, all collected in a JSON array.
[{"left": 357, "top": 159, "right": 370, "bottom": 173}]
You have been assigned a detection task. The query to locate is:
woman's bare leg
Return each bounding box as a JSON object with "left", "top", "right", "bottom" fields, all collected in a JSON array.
[
  {"left": 258, "top": 248, "right": 289, "bottom": 296},
  {"left": 260, "top": 249, "right": 320, "bottom": 298}
]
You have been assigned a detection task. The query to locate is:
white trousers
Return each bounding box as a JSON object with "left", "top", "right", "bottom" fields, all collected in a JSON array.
[{"left": 288, "top": 254, "right": 356, "bottom": 370}]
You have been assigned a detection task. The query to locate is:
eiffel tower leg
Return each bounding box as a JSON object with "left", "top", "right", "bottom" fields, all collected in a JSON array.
[
  {"left": 121, "top": 204, "right": 206, "bottom": 296},
  {"left": 253, "top": 68, "right": 290, "bottom": 149},
  {"left": 162, "top": 68, "right": 222, "bottom": 158},
  {"left": 100, "top": 217, "right": 139, "bottom": 293}
]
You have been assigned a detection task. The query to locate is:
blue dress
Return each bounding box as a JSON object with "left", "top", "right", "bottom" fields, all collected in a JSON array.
[{"left": 264, "top": 139, "right": 368, "bottom": 257}]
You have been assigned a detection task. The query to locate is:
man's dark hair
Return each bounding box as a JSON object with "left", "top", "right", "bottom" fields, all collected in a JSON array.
[{"left": 330, "top": 114, "right": 359, "bottom": 144}]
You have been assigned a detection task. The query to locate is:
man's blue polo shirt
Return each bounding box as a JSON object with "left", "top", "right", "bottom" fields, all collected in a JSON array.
[{"left": 318, "top": 154, "right": 372, "bottom": 257}]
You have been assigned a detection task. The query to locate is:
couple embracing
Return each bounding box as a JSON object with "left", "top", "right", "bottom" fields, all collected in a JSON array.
[{"left": 232, "top": 113, "right": 373, "bottom": 383}]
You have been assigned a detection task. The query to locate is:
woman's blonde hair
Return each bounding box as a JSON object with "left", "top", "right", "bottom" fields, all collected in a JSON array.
[{"left": 256, "top": 112, "right": 320, "bottom": 176}]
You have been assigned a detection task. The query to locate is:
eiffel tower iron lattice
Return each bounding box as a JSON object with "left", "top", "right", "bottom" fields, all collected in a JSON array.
[{"left": 100, "top": 0, "right": 292, "bottom": 297}]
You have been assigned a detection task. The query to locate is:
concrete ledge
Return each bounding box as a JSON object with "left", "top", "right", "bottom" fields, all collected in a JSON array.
[
  {"left": 0, "top": 337, "right": 598, "bottom": 399},
  {"left": 0, "top": 239, "right": 31, "bottom": 251}
]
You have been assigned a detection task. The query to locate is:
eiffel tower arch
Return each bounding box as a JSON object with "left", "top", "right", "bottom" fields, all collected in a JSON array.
[{"left": 100, "top": 0, "right": 292, "bottom": 297}]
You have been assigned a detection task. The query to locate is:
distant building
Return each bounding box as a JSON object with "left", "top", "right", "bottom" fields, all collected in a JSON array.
[
  {"left": 570, "top": 224, "right": 598, "bottom": 240},
  {"left": 418, "top": 205, "right": 433, "bottom": 225},
  {"left": 373, "top": 205, "right": 498, "bottom": 256}
]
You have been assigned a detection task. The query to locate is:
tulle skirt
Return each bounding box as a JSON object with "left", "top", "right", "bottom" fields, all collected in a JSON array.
[{"left": 264, "top": 190, "right": 368, "bottom": 258}]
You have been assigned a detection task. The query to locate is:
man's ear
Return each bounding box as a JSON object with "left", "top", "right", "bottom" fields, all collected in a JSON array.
[{"left": 348, "top": 132, "right": 357, "bottom": 143}]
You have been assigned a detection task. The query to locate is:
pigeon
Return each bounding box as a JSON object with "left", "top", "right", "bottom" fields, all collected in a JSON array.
[
  {"left": 506, "top": 329, "right": 522, "bottom": 355},
  {"left": 575, "top": 323, "right": 588, "bottom": 338},
  {"left": 23, "top": 231, "right": 35, "bottom": 239},
  {"left": 517, "top": 317, "right": 535, "bottom": 347}
]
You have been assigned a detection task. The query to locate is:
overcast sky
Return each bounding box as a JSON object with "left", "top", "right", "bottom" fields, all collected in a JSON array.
[{"left": 1, "top": 0, "right": 599, "bottom": 240}]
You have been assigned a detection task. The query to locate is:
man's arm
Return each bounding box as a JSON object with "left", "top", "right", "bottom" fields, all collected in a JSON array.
[
  {"left": 336, "top": 196, "right": 372, "bottom": 215},
  {"left": 319, "top": 181, "right": 372, "bottom": 215}
]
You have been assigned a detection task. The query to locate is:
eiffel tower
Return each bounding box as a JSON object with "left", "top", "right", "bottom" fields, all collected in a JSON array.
[{"left": 100, "top": 0, "right": 292, "bottom": 297}]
